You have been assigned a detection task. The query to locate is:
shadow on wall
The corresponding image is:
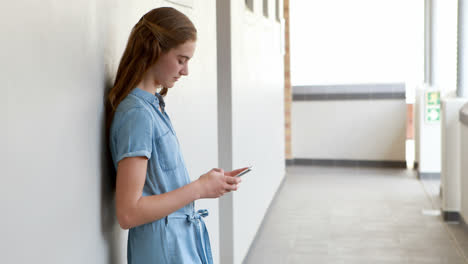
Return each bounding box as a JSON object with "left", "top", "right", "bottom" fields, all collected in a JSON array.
[{"left": 100, "top": 75, "right": 123, "bottom": 264}]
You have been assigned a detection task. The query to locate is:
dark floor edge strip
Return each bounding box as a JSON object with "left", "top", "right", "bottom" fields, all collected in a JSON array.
[
  {"left": 292, "top": 93, "right": 405, "bottom": 101},
  {"left": 443, "top": 211, "right": 461, "bottom": 222},
  {"left": 286, "top": 159, "right": 407, "bottom": 168},
  {"left": 418, "top": 172, "right": 441, "bottom": 180}
]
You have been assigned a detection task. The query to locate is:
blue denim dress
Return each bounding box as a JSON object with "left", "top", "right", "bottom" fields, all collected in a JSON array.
[{"left": 109, "top": 88, "right": 213, "bottom": 264}]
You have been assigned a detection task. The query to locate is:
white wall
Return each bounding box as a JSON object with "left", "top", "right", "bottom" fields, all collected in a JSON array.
[
  {"left": 217, "top": 0, "right": 286, "bottom": 263},
  {"left": 232, "top": 6, "right": 285, "bottom": 264},
  {"left": 3, "top": 0, "right": 219, "bottom": 263},
  {"left": 292, "top": 100, "right": 406, "bottom": 161},
  {"left": 4, "top": 0, "right": 122, "bottom": 263}
]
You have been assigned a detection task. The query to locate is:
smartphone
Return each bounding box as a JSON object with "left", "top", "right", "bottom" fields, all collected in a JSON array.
[{"left": 235, "top": 166, "right": 252, "bottom": 177}]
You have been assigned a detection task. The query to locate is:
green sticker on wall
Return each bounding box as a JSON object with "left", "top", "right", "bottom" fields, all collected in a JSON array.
[
  {"left": 426, "top": 91, "right": 440, "bottom": 106},
  {"left": 425, "top": 91, "right": 440, "bottom": 123}
]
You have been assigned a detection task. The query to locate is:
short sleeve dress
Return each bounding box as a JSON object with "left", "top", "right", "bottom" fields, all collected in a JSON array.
[{"left": 109, "top": 87, "right": 213, "bottom": 264}]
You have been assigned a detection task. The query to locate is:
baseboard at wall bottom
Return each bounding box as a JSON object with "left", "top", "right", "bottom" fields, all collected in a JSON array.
[
  {"left": 293, "top": 93, "right": 406, "bottom": 101},
  {"left": 286, "top": 158, "right": 406, "bottom": 168},
  {"left": 443, "top": 211, "right": 460, "bottom": 222},
  {"left": 418, "top": 172, "right": 441, "bottom": 180}
]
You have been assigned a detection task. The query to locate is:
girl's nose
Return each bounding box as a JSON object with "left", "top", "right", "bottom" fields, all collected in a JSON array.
[{"left": 181, "top": 65, "right": 189, "bottom": 76}]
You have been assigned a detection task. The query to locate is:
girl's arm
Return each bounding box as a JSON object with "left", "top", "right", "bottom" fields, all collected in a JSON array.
[{"left": 115, "top": 156, "right": 243, "bottom": 229}]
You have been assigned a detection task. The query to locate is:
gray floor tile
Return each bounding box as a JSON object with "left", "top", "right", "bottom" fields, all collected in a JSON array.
[{"left": 243, "top": 165, "right": 468, "bottom": 264}]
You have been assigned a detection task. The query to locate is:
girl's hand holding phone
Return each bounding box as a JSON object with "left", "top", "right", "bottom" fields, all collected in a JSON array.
[{"left": 197, "top": 168, "right": 242, "bottom": 199}]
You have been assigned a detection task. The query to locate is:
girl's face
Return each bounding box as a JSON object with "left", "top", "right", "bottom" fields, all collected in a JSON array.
[{"left": 151, "top": 40, "right": 196, "bottom": 88}]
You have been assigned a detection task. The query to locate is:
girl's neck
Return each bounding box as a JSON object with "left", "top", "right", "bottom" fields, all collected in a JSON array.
[{"left": 137, "top": 77, "right": 161, "bottom": 95}]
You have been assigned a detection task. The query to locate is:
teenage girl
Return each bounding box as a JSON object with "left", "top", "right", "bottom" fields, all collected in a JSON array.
[{"left": 106, "top": 7, "right": 245, "bottom": 264}]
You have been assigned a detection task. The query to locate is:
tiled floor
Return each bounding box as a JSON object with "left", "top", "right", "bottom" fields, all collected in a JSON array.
[{"left": 243, "top": 165, "right": 468, "bottom": 264}]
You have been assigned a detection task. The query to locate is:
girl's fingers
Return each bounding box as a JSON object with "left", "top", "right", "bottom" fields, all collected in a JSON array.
[
  {"left": 213, "top": 168, "right": 224, "bottom": 174},
  {"left": 224, "top": 183, "right": 239, "bottom": 191},
  {"left": 225, "top": 176, "right": 241, "bottom": 184}
]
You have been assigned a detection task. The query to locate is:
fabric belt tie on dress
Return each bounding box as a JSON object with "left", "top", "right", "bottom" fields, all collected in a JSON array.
[{"left": 168, "top": 209, "right": 213, "bottom": 264}]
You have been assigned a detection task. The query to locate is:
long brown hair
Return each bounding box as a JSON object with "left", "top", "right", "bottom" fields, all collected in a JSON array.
[{"left": 106, "top": 7, "right": 197, "bottom": 134}]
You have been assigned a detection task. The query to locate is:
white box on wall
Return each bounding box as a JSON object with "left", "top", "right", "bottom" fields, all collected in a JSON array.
[{"left": 415, "top": 86, "right": 441, "bottom": 175}]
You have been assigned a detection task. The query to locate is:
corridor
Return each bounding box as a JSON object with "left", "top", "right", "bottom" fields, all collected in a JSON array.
[{"left": 244, "top": 165, "right": 468, "bottom": 264}]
